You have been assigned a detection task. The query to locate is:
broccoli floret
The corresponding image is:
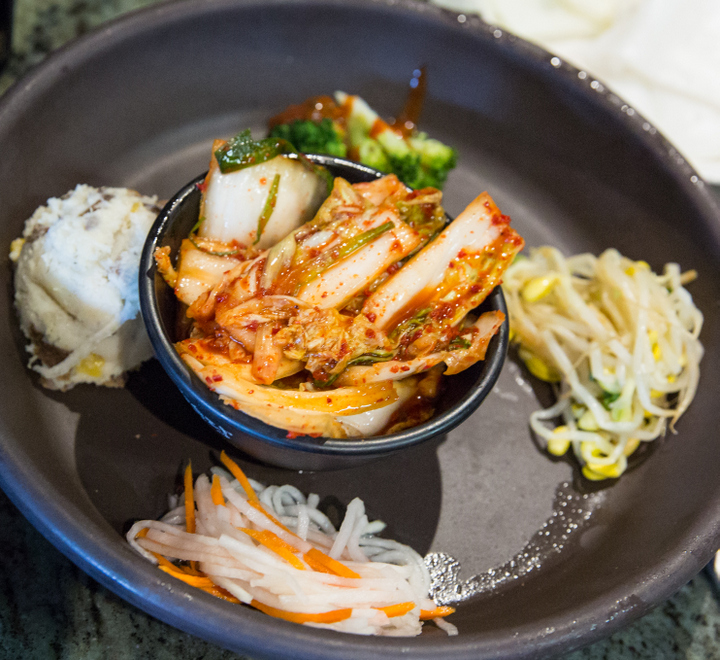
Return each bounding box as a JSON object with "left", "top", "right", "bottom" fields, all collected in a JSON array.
[
  {"left": 269, "top": 118, "right": 347, "bottom": 158},
  {"left": 355, "top": 137, "right": 392, "bottom": 173},
  {"left": 408, "top": 133, "right": 457, "bottom": 189},
  {"left": 268, "top": 93, "right": 458, "bottom": 189},
  {"left": 336, "top": 91, "right": 456, "bottom": 190}
]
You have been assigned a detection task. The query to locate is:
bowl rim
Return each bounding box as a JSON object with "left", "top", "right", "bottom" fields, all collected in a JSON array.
[{"left": 139, "top": 154, "right": 509, "bottom": 457}]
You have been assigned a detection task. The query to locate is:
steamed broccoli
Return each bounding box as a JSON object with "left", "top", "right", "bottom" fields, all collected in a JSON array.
[
  {"left": 268, "top": 92, "right": 457, "bottom": 190},
  {"left": 269, "top": 118, "right": 347, "bottom": 159}
]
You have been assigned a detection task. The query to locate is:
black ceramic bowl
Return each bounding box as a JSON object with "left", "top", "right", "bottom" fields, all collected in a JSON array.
[{"left": 140, "top": 155, "right": 508, "bottom": 470}]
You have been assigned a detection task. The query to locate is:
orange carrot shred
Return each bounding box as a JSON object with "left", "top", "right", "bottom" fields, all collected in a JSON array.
[
  {"left": 304, "top": 547, "right": 361, "bottom": 579},
  {"left": 211, "top": 474, "right": 225, "bottom": 506},
  {"left": 136, "top": 527, "right": 149, "bottom": 539},
  {"left": 241, "top": 528, "right": 306, "bottom": 571},
  {"left": 375, "top": 601, "right": 415, "bottom": 618},
  {"left": 302, "top": 552, "right": 337, "bottom": 575},
  {"left": 250, "top": 599, "right": 352, "bottom": 624},
  {"left": 220, "top": 450, "right": 259, "bottom": 502},
  {"left": 419, "top": 605, "right": 456, "bottom": 620},
  {"left": 200, "top": 584, "right": 242, "bottom": 604},
  {"left": 184, "top": 461, "right": 196, "bottom": 534},
  {"left": 159, "top": 565, "right": 214, "bottom": 588}
]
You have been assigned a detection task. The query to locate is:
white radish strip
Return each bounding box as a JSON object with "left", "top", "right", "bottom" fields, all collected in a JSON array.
[
  {"left": 363, "top": 192, "right": 505, "bottom": 330},
  {"left": 208, "top": 576, "right": 253, "bottom": 604},
  {"left": 434, "top": 617, "right": 459, "bottom": 635},
  {"left": 136, "top": 537, "right": 227, "bottom": 563},
  {"left": 199, "top": 563, "right": 259, "bottom": 583},
  {"left": 220, "top": 479, "right": 313, "bottom": 554},
  {"left": 346, "top": 514, "right": 370, "bottom": 563},
  {"left": 218, "top": 534, "right": 302, "bottom": 577},
  {"left": 296, "top": 505, "right": 310, "bottom": 541},
  {"left": 330, "top": 498, "right": 364, "bottom": 559}
]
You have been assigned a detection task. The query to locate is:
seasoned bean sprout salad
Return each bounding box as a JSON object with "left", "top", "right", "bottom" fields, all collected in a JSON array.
[
  {"left": 127, "top": 453, "right": 457, "bottom": 636},
  {"left": 504, "top": 247, "right": 703, "bottom": 481}
]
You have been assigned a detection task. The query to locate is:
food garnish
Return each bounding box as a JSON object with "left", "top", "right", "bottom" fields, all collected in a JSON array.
[
  {"left": 127, "top": 453, "right": 458, "bottom": 636},
  {"left": 504, "top": 247, "right": 703, "bottom": 480}
]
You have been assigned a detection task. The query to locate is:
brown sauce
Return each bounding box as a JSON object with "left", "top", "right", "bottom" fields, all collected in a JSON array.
[
  {"left": 390, "top": 66, "right": 427, "bottom": 138},
  {"left": 268, "top": 95, "right": 348, "bottom": 129}
]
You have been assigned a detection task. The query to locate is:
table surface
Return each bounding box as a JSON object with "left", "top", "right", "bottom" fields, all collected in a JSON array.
[{"left": 1, "top": 1, "right": 720, "bottom": 659}]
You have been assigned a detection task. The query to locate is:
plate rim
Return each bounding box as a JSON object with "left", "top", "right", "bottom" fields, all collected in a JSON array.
[{"left": 1, "top": 0, "right": 720, "bottom": 658}]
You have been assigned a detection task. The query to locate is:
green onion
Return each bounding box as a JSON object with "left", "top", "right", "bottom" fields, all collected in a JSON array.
[
  {"left": 254, "top": 173, "right": 281, "bottom": 245},
  {"left": 346, "top": 350, "right": 396, "bottom": 367},
  {"left": 298, "top": 221, "right": 395, "bottom": 290},
  {"left": 448, "top": 336, "right": 472, "bottom": 350},
  {"left": 337, "top": 221, "right": 395, "bottom": 260},
  {"left": 214, "top": 130, "right": 292, "bottom": 174}
]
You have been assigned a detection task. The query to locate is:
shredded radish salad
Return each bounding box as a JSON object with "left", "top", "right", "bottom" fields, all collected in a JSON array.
[{"left": 127, "top": 452, "right": 457, "bottom": 636}]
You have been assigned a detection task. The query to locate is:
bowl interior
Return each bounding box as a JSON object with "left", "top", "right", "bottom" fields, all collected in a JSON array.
[
  {"left": 0, "top": 1, "right": 719, "bottom": 658},
  {"left": 141, "top": 156, "right": 508, "bottom": 465}
]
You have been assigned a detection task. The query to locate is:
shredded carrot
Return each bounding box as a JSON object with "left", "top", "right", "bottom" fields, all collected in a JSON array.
[
  {"left": 200, "top": 584, "right": 242, "bottom": 604},
  {"left": 155, "top": 551, "right": 242, "bottom": 604},
  {"left": 250, "top": 599, "right": 352, "bottom": 624},
  {"left": 375, "top": 601, "right": 415, "bottom": 618},
  {"left": 304, "top": 547, "right": 361, "bottom": 579},
  {"left": 153, "top": 554, "right": 177, "bottom": 570},
  {"left": 241, "top": 528, "right": 306, "bottom": 571},
  {"left": 419, "top": 605, "right": 456, "bottom": 620},
  {"left": 135, "top": 527, "right": 149, "bottom": 539},
  {"left": 184, "top": 461, "right": 196, "bottom": 534},
  {"left": 302, "top": 551, "right": 337, "bottom": 575},
  {"left": 210, "top": 474, "right": 225, "bottom": 506},
  {"left": 220, "top": 450, "right": 259, "bottom": 502},
  {"left": 159, "top": 565, "right": 215, "bottom": 588}
]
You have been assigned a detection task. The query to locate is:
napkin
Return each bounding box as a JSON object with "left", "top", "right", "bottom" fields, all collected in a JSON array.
[{"left": 431, "top": 0, "right": 720, "bottom": 183}]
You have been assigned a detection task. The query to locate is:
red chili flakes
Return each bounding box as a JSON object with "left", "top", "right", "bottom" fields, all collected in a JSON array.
[
  {"left": 321, "top": 292, "right": 328, "bottom": 298},
  {"left": 308, "top": 433, "right": 322, "bottom": 438},
  {"left": 390, "top": 366, "right": 400, "bottom": 373},
  {"left": 205, "top": 376, "right": 214, "bottom": 384},
  {"left": 457, "top": 249, "right": 468, "bottom": 259},
  {"left": 196, "top": 181, "right": 208, "bottom": 193},
  {"left": 271, "top": 327, "right": 280, "bottom": 335},
  {"left": 248, "top": 390, "right": 254, "bottom": 394},
  {"left": 448, "top": 261, "right": 455, "bottom": 268},
  {"left": 212, "top": 374, "right": 223, "bottom": 382},
  {"left": 286, "top": 431, "right": 302, "bottom": 439},
  {"left": 365, "top": 312, "right": 377, "bottom": 323},
  {"left": 259, "top": 177, "right": 267, "bottom": 185},
  {"left": 400, "top": 366, "right": 410, "bottom": 372},
  {"left": 365, "top": 328, "right": 376, "bottom": 338},
  {"left": 386, "top": 262, "right": 401, "bottom": 275},
  {"left": 469, "top": 284, "right": 481, "bottom": 294},
  {"left": 326, "top": 397, "right": 332, "bottom": 404},
  {"left": 188, "top": 344, "right": 197, "bottom": 353}
]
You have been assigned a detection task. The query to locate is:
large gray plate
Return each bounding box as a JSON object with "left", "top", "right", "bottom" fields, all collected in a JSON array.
[{"left": 0, "top": 1, "right": 719, "bottom": 658}]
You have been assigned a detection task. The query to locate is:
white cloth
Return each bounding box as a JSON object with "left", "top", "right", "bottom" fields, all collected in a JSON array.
[{"left": 431, "top": 0, "right": 720, "bottom": 183}]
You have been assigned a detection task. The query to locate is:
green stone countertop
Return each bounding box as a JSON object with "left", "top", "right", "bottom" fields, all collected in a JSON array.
[{"left": 1, "top": 1, "right": 720, "bottom": 658}]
